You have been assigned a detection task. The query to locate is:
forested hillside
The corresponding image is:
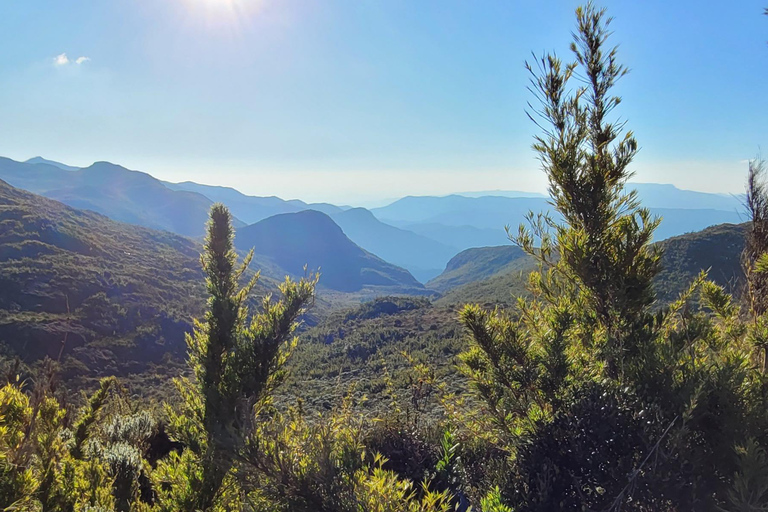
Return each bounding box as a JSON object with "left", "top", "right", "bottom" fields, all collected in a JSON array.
[
  {"left": 427, "top": 245, "right": 531, "bottom": 293},
  {"left": 0, "top": 178, "right": 208, "bottom": 390}
]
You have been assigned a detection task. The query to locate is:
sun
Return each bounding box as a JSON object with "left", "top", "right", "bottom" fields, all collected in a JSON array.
[{"left": 181, "top": 0, "right": 265, "bottom": 28}]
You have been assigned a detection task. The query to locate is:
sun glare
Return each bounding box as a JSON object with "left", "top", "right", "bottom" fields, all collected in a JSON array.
[{"left": 180, "top": 0, "right": 265, "bottom": 30}]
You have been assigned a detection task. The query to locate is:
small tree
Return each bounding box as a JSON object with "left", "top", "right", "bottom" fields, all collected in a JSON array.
[
  {"left": 743, "top": 159, "right": 768, "bottom": 321},
  {"left": 160, "top": 204, "right": 316, "bottom": 511},
  {"left": 460, "top": 0, "right": 660, "bottom": 455}
]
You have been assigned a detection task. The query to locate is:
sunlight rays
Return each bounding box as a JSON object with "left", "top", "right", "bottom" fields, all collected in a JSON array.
[{"left": 178, "top": 0, "right": 266, "bottom": 34}]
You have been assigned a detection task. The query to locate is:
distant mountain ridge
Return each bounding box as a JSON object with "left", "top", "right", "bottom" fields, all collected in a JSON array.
[
  {"left": 25, "top": 156, "right": 81, "bottom": 171},
  {"left": 0, "top": 157, "right": 233, "bottom": 238},
  {"left": 164, "top": 180, "right": 346, "bottom": 224},
  {"left": 0, "top": 156, "right": 747, "bottom": 288},
  {"left": 371, "top": 192, "right": 743, "bottom": 246},
  {"left": 330, "top": 208, "right": 457, "bottom": 282}
]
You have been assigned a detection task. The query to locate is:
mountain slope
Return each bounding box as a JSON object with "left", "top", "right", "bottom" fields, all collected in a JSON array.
[
  {"left": 330, "top": 208, "right": 457, "bottom": 283},
  {"left": 654, "top": 222, "right": 746, "bottom": 303},
  {"left": 0, "top": 157, "right": 240, "bottom": 237},
  {"left": 0, "top": 178, "right": 211, "bottom": 388},
  {"left": 427, "top": 245, "right": 532, "bottom": 293},
  {"left": 235, "top": 210, "right": 426, "bottom": 293}
]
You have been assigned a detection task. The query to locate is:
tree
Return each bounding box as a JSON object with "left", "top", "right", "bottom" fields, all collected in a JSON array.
[
  {"left": 160, "top": 204, "right": 317, "bottom": 511},
  {"left": 743, "top": 159, "right": 768, "bottom": 321}
]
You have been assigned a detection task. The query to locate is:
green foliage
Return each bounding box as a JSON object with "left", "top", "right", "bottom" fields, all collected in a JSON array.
[
  {"left": 162, "top": 203, "right": 317, "bottom": 510},
  {"left": 242, "top": 403, "right": 453, "bottom": 512},
  {"left": 0, "top": 204, "right": 456, "bottom": 512},
  {"left": 4, "top": 5, "right": 768, "bottom": 512},
  {"left": 0, "top": 375, "right": 117, "bottom": 512},
  {"left": 724, "top": 438, "right": 768, "bottom": 512},
  {"left": 454, "top": 4, "right": 768, "bottom": 511},
  {"left": 743, "top": 159, "right": 768, "bottom": 319},
  {"left": 284, "top": 297, "right": 465, "bottom": 417}
]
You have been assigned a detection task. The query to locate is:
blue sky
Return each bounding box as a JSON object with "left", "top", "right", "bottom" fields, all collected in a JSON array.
[{"left": 0, "top": 1, "right": 765, "bottom": 204}]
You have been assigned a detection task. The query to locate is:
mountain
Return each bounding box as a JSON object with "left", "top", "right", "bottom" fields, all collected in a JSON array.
[
  {"left": 0, "top": 157, "right": 234, "bottom": 238},
  {"left": 165, "top": 180, "right": 344, "bottom": 224},
  {"left": 235, "top": 210, "right": 426, "bottom": 294},
  {"left": 433, "top": 222, "right": 748, "bottom": 307},
  {"left": 330, "top": 208, "right": 457, "bottom": 283},
  {"left": 631, "top": 183, "right": 742, "bottom": 212},
  {"left": 0, "top": 178, "right": 209, "bottom": 388},
  {"left": 372, "top": 192, "right": 743, "bottom": 250},
  {"left": 25, "top": 156, "right": 81, "bottom": 171},
  {"left": 654, "top": 222, "right": 746, "bottom": 303},
  {"left": 390, "top": 222, "right": 509, "bottom": 252},
  {"left": 0, "top": 179, "right": 375, "bottom": 391},
  {"left": 426, "top": 245, "right": 532, "bottom": 293}
]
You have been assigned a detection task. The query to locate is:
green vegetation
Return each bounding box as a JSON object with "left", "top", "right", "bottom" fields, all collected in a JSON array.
[
  {"left": 0, "top": 178, "right": 209, "bottom": 393},
  {"left": 655, "top": 222, "right": 745, "bottom": 303},
  {"left": 283, "top": 296, "right": 464, "bottom": 416},
  {"left": 426, "top": 246, "right": 531, "bottom": 293},
  {"left": 452, "top": 5, "right": 768, "bottom": 510},
  {"left": 0, "top": 204, "right": 456, "bottom": 511}
]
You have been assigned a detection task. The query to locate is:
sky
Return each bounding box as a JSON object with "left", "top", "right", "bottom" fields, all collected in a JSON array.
[{"left": 0, "top": 1, "right": 765, "bottom": 205}]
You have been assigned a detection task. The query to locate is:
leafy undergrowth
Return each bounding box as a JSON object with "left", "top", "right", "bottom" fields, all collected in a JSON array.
[{"left": 282, "top": 297, "right": 467, "bottom": 420}]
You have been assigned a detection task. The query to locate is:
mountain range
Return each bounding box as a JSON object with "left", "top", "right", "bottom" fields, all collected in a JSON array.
[
  {"left": 0, "top": 157, "right": 224, "bottom": 238},
  {"left": 0, "top": 156, "right": 746, "bottom": 285}
]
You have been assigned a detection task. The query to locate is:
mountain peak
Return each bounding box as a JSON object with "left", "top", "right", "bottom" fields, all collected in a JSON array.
[
  {"left": 25, "top": 157, "right": 80, "bottom": 172},
  {"left": 236, "top": 211, "right": 423, "bottom": 293}
]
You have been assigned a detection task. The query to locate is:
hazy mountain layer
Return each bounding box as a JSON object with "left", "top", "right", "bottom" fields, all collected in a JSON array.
[
  {"left": 165, "top": 180, "right": 345, "bottom": 224},
  {"left": 0, "top": 156, "right": 746, "bottom": 287},
  {"left": 330, "top": 208, "right": 457, "bottom": 282},
  {"left": 0, "top": 157, "right": 233, "bottom": 238}
]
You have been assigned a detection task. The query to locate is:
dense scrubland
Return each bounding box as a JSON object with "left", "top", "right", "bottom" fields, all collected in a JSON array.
[{"left": 3, "top": 4, "right": 768, "bottom": 511}]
